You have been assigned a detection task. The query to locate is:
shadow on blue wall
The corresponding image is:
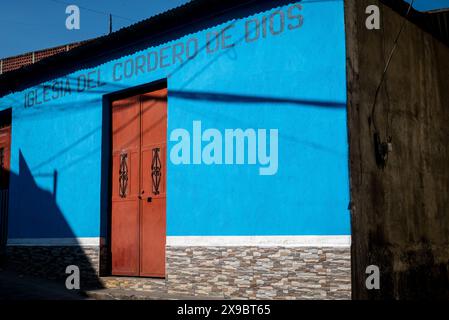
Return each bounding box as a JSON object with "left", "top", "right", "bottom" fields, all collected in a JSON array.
[
  {"left": 4, "top": 151, "right": 103, "bottom": 290},
  {"left": 13, "top": 152, "right": 68, "bottom": 235}
]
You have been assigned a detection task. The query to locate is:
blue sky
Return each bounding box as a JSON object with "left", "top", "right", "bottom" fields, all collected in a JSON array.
[
  {"left": 0, "top": 0, "right": 189, "bottom": 59},
  {"left": 0, "top": 0, "right": 448, "bottom": 59}
]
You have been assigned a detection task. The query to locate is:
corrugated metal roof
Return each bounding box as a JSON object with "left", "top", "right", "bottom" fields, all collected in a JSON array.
[
  {"left": 0, "top": 0, "right": 277, "bottom": 97},
  {"left": 0, "top": 0, "right": 447, "bottom": 98}
]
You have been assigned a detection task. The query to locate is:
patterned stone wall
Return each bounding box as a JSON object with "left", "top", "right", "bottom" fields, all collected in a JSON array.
[
  {"left": 5, "top": 245, "right": 351, "bottom": 299},
  {"left": 103, "top": 246, "right": 351, "bottom": 300},
  {"left": 166, "top": 246, "right": 351, "bottom": 299}
]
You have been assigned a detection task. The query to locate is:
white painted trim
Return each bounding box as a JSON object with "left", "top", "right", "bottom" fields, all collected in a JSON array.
[
  {"left": 166, "top": 236, "right": 351, "bottom": 247},
  {"left": 7, "top": 236, "right": 351, "bottom": 248},
  {"left": 7, "top": 237, "right": 103, "bottom": 247}
]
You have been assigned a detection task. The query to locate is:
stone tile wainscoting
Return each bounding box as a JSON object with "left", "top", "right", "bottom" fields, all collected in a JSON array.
[
  {"left": 103, "top": 244, "right": 351, "bottom": 300},
  {"left": 5, "top": 239, "right": 351, "bottom": 299},
  {"left": 164, "top": 246, "right": 351, "bottom": 299}
]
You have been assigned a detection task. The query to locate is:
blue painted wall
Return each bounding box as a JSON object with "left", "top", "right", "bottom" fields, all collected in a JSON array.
[{"left": 0, "top": 0, "right": 350, "bottom": 239}]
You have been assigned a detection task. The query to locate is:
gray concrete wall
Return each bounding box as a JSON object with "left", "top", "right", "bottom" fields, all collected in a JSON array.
[{"left": 344, "top": 0, "right": 449, "bottom": 299}]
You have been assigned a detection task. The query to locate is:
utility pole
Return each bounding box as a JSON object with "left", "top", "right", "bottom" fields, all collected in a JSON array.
[{"left": 109, "top": 14, "right": 113, "bottom": 34}]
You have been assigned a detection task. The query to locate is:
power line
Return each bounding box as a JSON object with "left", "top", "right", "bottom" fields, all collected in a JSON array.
[
  {"left": 0, "top": 18, "right": 60, "bottom": 28},
  {"left": 370, "top": 0, "right": 415, "bottom": 132},
  {"left": 370, "top": 0, "right": 415, "bottom": 168},
  {"left": 47, "top": 0, "right": 135, "bottom": 22}
]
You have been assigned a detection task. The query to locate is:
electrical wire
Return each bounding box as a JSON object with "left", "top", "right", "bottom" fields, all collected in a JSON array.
[
  {"left": 370, "top": 0, "right": 415, "bottom": 132},
  {"left": 0, "top": 18, "right": 60, "bottom": 28},
  {"left": 47, "top": 0, "right": 135, "bottom": 22}
]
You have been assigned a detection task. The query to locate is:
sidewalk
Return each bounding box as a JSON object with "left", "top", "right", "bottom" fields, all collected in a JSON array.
[
  {"left": 86, "top": 287, "right": 223, "bottom": 300},
  {"left": 0, "top": 268, "right": 88, "bottom": 300},
  {"left": 0, "top": 268, "right": 223, "bottom": 300}
]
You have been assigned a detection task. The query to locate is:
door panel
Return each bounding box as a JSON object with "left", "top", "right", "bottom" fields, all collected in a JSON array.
[
  {"left": 111, "top": 96, "right": 140, "bottom": 276},
  {"left": 111, "top": 88, "right": 167, "bottom": 277},
  {"left": 140, "top": 89, "right": 167, "bottom": 277}
]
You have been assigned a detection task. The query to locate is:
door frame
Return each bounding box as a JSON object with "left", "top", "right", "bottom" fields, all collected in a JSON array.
[
  {"left": 0, "top": 108, "right": 12, "bottom": 261},
  {"left": 101, "top": 79, "right": 167, "bottom": 277}
]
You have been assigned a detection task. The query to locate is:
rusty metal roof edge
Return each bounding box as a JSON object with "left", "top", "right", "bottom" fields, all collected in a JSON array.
[
  {"left": 0, "top": 39, "right": 94, "bottom": 62},
  {"left": 423, "top": 8, "right": 449, "bottom": 14}
]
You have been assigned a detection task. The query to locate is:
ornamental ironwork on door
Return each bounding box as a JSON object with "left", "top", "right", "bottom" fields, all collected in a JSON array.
[
  {"left": 119, "top": 152, "right": 128, "bottom": 198},
  {"left": 151, "top": 147, "right": 161, "bottom": 195}
]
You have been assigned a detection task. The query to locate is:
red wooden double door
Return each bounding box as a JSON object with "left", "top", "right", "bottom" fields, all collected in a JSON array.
[{"left": 111, "top": 88, "right": 167, "bottom": 277}]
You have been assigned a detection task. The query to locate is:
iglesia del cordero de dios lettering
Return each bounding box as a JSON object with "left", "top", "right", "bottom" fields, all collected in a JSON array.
[
  {"left": 24, "top": 69, "right": 106, "bottom": 107},
  {"left": 23, "top": 2, "right": 303, "bottom": 108}
]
